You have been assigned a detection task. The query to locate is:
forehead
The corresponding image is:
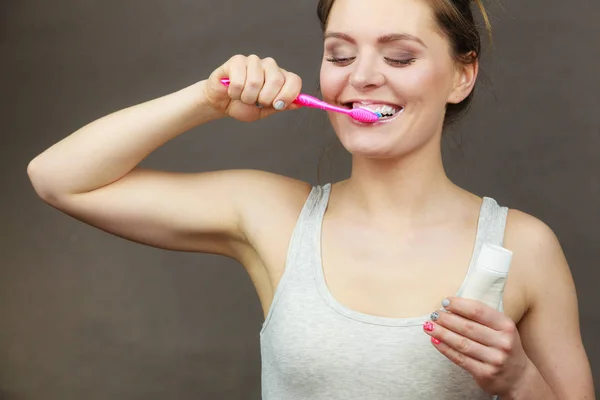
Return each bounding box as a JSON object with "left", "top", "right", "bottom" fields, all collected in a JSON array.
[{"left": 326, "top": 0, "right": 436, "bottom": 37}]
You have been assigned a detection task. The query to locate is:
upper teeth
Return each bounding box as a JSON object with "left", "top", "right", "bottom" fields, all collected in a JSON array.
[{"left": 352, "top": 103, "right": 400, "bottom": 115}]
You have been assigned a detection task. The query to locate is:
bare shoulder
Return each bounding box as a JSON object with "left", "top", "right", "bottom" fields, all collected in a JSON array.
[
  {"left": 238, "top": 170, "right": 312, "bottom": 248},
  {"left": 505, "top": 209, "right": 561, "bottom": 249},
  {"left": 504, "top": 209, "right": 567, "bottom": 271},
  {"left": 233, "top": 169, "right": 312, "bottom": 207},
  {"left": 503, "top": 208, "right": 573, "bottom": 313},
  {"left": 205, "top": 169, "right": 312, "bottom": 243},
  {"left": 232, "top": 169, "right": 312, "bottom": 227}
]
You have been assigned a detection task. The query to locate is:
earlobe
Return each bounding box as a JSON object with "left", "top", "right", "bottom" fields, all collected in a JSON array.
[{"left": 448, "top": 57, "right": 479, "bottom": 104}]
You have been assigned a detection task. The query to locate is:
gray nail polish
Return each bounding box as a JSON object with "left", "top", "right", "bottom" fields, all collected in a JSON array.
[
  {"left": 430, "top": 311, "right": 440, "bottom": 321},
  {"left": 442, "top": 299, "right": 450, "bottom": 308},
  {"left": 274, "top": 100, "right": 285, "bottom": 110}
]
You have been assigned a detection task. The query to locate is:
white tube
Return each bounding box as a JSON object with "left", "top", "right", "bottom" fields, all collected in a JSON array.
[{"left": 460, "top": 243, "right": 513, "bottom": 310}]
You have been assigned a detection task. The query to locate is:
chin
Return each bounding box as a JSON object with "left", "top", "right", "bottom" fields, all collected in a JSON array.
[
  {"left": 341, "top": 139, "right": 405, "bottom": 159},
  {"left": 338, "top": 131, "right": 417, "bottom": 160},
  {"left": 330, "top": 107, "right": 444, "bottom": 160},
  {"left": 331, "top": 111, "right": 411, "bottom": 159}
]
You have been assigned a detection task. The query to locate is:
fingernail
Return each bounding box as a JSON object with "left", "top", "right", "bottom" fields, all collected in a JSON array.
[
  {"left": 423, "top": 321, "right": 435, "bottom": 332},
  {"left": 431, "top": 337, "right": 441, "bottom": 345},
  {"left": 442, "top": 298, "right": 450, "bottom": 308},
  {"left": 274, "top": 100, "right": 285, "bottom": 110},
  {"left": 430, "top": 311, "right": 440, "bottom": 321}
]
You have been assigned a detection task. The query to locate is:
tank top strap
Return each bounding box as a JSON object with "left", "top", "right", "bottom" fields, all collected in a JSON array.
[
  {"left": 456, "top": 197, "right": 510, "bottom": 314},
  {"left": 280, "top": 182, "right": 331, "bottom": 274},
  {"left": 477, "top": 197, "right": 509, "bottom": 247},
  {"left": 260, "top": 183, "right": 332, "bottom": 333},
  {"left": 310, "top": 183, "right": 332, "bottom": 227}
]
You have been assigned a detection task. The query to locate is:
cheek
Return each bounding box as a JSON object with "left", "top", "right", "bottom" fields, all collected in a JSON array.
[
  {"left": 399, "top": 62, "right": 452, "bottom": 101},
  {"left": 319, "top": 63, "right": 346, "bottom": 102},
  {"left": 415, "top": 53, "right": 458, "bottom": 100}
]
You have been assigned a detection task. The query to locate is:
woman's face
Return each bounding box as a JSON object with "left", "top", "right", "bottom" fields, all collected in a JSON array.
[{"left": 320, "top": 0, "right": 474, "bottom": 159}]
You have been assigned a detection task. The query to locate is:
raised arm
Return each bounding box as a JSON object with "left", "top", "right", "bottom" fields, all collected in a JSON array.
[{"left": 27, "top": 54, "right": 303, "bottom": 258}]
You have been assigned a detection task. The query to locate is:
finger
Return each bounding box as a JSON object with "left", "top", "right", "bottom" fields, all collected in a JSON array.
[
  {"left": 256, "top": 57, "right": 286, "bottom": 108},
  {"left": 431, "top": 309, "right": 499, "bottom": 348},
  {"left": 423, "top": 321, "right": 500, "bottom": 364},
  {"left": 271, "top": 69, "right": 302, "bottom": 110},
  {"left": 224, "top": 54, "right": 248, "bottom": 101},
  {"left": 441, "top": 297, "right": 508, "bottom": 331},
  {"left": 240, "top": 54, "right": 265, "bottom": 106},
  {"left": 430, "top": 337, "right": 489, "bottom": 377}
]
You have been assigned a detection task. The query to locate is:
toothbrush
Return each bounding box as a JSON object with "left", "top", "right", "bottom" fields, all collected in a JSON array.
[{"left": 219, "top": 78, "right": 381, "bottom": 123}]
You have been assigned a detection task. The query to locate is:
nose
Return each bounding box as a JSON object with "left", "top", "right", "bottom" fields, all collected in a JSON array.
[{"left": 349, "top": 55, "right": 385, "bottom": 91}]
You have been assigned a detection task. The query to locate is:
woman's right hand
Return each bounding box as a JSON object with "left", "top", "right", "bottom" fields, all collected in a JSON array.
[{"left": 202, "top": 54, "right": 303, "bottom": 122}]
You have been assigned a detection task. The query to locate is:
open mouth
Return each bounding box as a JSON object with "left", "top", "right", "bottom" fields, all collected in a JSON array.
[{"left": 342, "top": 102, "right": 404, "bottom": 122}]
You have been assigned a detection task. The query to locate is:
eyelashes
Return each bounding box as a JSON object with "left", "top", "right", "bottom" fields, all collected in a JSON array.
[
  {"left": 325, "top": 57, "right": 353, "bottom": 65},
  {"left": 384, "top": 57, "right": 417, "bottom": 67},
  {"left": 325, "top": 56, "right": 416, "bottom": 67}
]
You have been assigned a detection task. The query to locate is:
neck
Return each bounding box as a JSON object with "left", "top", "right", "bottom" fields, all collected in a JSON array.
[{"left": 341, "top": 141, "right": 456, "bottom": 221}]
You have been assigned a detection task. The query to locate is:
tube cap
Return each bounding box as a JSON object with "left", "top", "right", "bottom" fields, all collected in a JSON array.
[{"left": 477, "top": 243, "right": 513, "bottom": 274}]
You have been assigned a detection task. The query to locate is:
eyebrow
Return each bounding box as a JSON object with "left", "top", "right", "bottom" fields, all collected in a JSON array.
[{"left": 324, "top": 32, "right": 428, "bottom": 48}]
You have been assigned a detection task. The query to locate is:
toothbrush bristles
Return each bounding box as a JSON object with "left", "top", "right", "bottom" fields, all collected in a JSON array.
[{"left": 351, "top": 108, "right": 382, "bottom": 123}]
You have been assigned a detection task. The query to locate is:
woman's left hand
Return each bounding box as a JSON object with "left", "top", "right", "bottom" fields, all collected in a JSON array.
[{"left": 423, "top": 297, "right": 534, "bottom": 397}]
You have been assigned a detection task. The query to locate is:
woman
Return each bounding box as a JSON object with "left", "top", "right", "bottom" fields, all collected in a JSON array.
[{"left": 27, "top": 0, "right": 595, "bottom": 398}]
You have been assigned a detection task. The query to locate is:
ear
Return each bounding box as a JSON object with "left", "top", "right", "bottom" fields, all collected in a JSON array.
[{"left": 447, "top": 54, "right": 478, "bottom": 104}]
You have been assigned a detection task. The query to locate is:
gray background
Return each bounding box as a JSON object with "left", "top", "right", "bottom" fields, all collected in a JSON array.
[{"left": 2, "top": 0, "right": 599, "bottom": 398}]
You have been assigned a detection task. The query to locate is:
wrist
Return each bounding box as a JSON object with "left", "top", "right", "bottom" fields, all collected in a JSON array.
[
  {"left": 502, "top": 360, "right": 555, "bottom": 400},
  {"left": 177, "top": 79, "right": 227, "bottom": 127}
]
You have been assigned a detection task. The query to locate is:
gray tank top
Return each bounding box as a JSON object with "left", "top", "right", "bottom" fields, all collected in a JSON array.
[{"left": 260, "top": 183, "right": 509, "bottom": 399}]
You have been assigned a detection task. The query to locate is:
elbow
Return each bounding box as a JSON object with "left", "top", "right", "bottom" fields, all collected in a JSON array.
[{"left": 27, "top": 156, "right": 61, "bottom": 205}]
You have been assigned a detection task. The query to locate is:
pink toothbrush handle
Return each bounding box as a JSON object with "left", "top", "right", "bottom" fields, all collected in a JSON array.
[
  {"left": 220, "top": 78, "right": 347, "bottom": 113},
  {"left": 293, "top": 93, "right": 349, "bottom": 114}
]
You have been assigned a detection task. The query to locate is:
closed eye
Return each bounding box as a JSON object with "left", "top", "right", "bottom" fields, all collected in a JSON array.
[
  {"left": 384, "top": 58, "right": 416, "bottom": 67},
  {"left": 326, "top": 57, "right": 416, "bottom": 67},
  {"left": 326, "top": 57, "right": 355, "bottom": 66}
]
